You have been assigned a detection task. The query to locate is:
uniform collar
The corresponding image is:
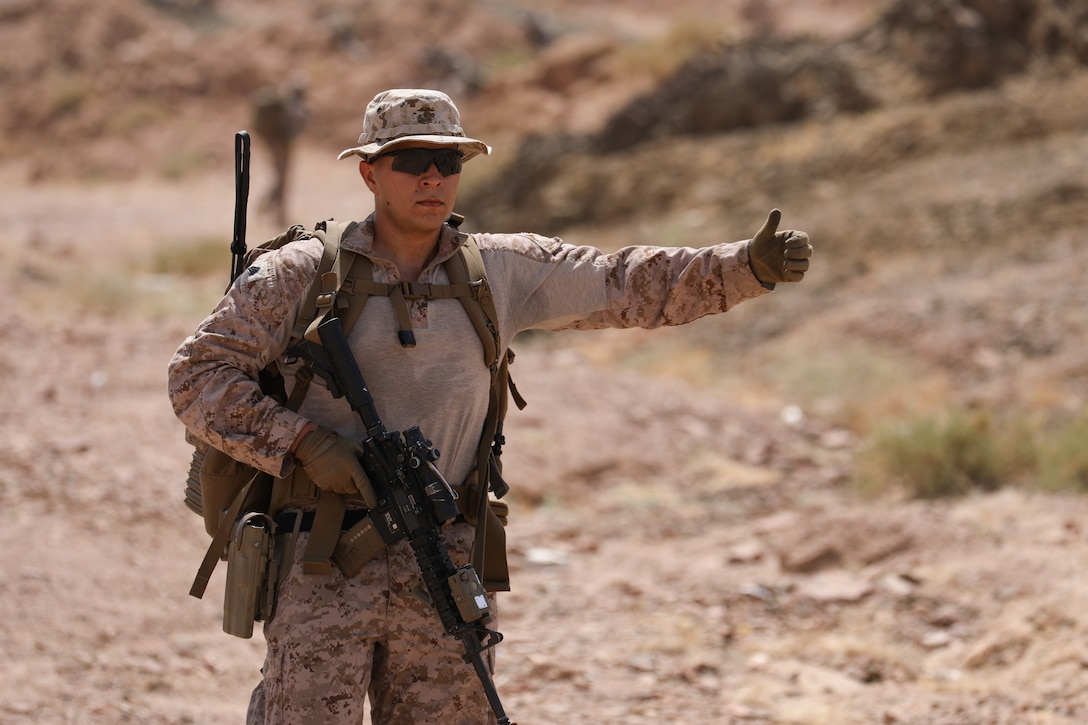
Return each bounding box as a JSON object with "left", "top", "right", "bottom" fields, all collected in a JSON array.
[{"left": 339, "top": 213, "right": 469, "bottom": 271}]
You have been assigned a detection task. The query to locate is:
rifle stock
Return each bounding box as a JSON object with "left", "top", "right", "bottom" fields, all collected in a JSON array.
[{"left": 308, "top": 316, "right": 516, "bottom": 725}]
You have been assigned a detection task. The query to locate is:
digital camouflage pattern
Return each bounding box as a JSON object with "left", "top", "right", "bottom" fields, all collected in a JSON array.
[
  {"left": 247, "top": 521, "right": 495, "bottom": 724},
  {"left": 336, "top": 88, "right": 491, "bottom": 162}
]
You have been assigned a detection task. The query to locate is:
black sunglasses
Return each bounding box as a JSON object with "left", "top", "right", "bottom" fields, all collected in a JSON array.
[{"left": 372, "top": 148, "right": 464, "bottom": 177}]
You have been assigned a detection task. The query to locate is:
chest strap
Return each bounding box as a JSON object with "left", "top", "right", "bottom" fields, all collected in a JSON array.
[{"left": 334, "top": 261, "right": 496, "bottom": 361}]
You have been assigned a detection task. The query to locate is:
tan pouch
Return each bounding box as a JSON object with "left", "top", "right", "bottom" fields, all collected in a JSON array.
[
  {"left": 455, "top": 469, "right": 512, "bottom": 593},
  {"left": 269, "top": 466, "right": 321, "bottom": 513},
  {"left": 189, "top": 435, "right": 264, "bottom": 537},
  {"left": 481, "top": 500, "right": 510, "bottom": 592},
  {"left": 489, "top": 499, "right": 509, "bottom": 527},
  {"left": 332, "top": 516, "right": 387, "bottom": 578}
]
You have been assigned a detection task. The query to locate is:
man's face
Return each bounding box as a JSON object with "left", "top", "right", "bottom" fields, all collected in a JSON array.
[{"left": 361, "top": 144, "right": 462, "bottom": 235}]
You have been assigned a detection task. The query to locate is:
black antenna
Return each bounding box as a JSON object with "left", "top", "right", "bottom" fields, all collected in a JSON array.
[{"left": 230, "top": 130, "right": 251, "bottom": 285}]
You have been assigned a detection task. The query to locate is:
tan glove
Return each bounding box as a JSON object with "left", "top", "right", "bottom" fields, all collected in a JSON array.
[
  {"left": 747, "top": 209, "right": 812, "bottom": 286},
  {"left": 294, "top": 427, "right": 377, "bottom": 508}
]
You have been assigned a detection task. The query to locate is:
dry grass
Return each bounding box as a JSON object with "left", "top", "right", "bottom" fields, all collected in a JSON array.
[{"left": 613, "top": 16, "right": 737, "bottom": 81}]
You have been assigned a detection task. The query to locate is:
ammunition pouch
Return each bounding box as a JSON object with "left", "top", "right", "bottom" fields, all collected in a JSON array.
[
  {"left": 332, "top": 513, "right": 387, "bottom": 578},
  {"left": 269, "top": 465, "right": 370, "bottom": 512},
  {"left": 456, "top": 463, "right": 511, "bottom": 593},
  {"left": 186, "top": 432, "right": 272, "bottom": 538},
  {"left": 479, "top": 500, "right": 510, "bottom": 592},
  {"left": 269, "top": 464, "right": 320, "bottom": 511},
  {"left": 269, "top": 470, "right": 371, "bottom": 577}
]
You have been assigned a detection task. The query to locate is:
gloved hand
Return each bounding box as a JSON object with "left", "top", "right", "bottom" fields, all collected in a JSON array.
[
  {"left": 747, "top": 209, "right": 812, "bottom": 286},
  {"left": 294, "top": 426, "right": 377, "bottom": 508}
]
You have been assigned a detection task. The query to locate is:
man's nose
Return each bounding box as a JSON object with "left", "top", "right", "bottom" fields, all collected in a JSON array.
[{"left": 420, "top": 163, "right": 443, "bottom": 184}]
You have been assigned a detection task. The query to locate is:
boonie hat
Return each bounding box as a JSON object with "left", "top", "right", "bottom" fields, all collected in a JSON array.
[{"left": 337, "top": 89, "right": 491, "bottom": 162}]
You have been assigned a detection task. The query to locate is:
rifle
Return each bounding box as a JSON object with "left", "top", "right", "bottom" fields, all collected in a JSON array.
[
  {"left": 302, "top": 315, "right": 516, "bottom": 725},
  {"left": 229, "top": 130, "right": 251, "bottom": 286}
]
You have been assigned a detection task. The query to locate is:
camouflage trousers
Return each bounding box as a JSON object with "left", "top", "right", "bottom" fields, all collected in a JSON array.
[{"left": 246, "top": 520, "right": 497, "bottom": 724}]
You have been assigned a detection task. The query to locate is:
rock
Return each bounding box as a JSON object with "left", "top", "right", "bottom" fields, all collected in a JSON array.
[
  {"left": 780, "top": 540, "right": 842, "bottom": 574},
  {"left": 775, "top": 511, "right": 915, "bottom": 573},
  {"left": 921, "top": 630, "right": 953, "bottom": 650},
  {"left": 796, "top": 570, "right": 874, "bottom": 603},
  {"left": 963, "top": 621, "right": 1032, "bottom": 669},
  {"left": 726, "top": 539, "right": 766, "bottom": 564}
]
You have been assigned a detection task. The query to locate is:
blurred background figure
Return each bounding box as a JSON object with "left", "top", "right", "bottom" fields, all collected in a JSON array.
[{"left": 251, "top": 81, "right": 309, "bottom": 226}]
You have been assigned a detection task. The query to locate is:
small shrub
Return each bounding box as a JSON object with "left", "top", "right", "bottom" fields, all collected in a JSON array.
[
  {"left": 854, "top": 409, "right": 1036, "bottom": 499},
  {"left": 105, "top": 101, "right": 167, "bottom": 136},
  {"left": 160, "top": 150, "right": 210, "bottom": 180},
  {"left": 615, "top": 17, "right": 733, "bottom": 80},
  {"left": 50, "top": 74, "right": 92, "bottom": 118},
  {"left": 1038, "top": 413, "right": 1088, "bottom": 492},
  {"left": 150, "top": 237, "right": 228, "bottom": 277},
  {"left": 69, "top": 272, "right": 138, "bottom": 316}
]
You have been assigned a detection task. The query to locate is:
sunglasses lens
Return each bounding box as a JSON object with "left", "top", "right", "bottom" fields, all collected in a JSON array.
[
  {"left": 387, "top": 149, "right": 462, "bottom": 176},
  {"left": 436, "top": 153, "right": 462, "bottom": 176}
]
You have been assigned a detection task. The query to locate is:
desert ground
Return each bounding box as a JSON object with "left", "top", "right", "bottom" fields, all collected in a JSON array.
[{"left": 2, "top": 1, "right": 1088, "bottom": 723}]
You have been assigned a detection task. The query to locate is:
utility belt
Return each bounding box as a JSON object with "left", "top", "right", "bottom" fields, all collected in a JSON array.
[
  {"left": 221, "top": 462, "right": 510, "bottom": 639},
  {"left": 273, "top": 507, "right": 371, "bottom": 533},
  {"left": 273, "top": 502, "right": 510, "bottom": 533},
  {"left": 268, "top": 467, "right": 511, "bottom": 588}
]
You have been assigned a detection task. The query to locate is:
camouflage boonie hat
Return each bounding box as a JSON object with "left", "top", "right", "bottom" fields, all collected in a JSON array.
[{"left": 337, "top": 89, "right": 491, "bottom": 162}]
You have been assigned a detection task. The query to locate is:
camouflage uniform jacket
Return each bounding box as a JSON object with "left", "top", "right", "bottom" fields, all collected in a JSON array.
[{"left": 168, "top": 215, "right": 770, "bottom": 488}]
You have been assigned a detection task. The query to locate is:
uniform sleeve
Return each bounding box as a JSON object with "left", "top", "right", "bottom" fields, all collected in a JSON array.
[
  {"left": 483, "top": 233, "right": 771, "bottom": 333},
  {"left": 167, "top": 240, "right": 321, "bottom": 477}
]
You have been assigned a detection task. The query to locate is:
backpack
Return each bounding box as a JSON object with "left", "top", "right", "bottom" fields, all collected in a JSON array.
[{"left": 185, "top": 216, "right": 524, "bottom": 599}]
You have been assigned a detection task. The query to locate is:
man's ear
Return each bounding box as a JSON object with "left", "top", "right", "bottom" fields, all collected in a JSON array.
[{"left": 359, "top": 159, "right": 378, "bottom": 192}]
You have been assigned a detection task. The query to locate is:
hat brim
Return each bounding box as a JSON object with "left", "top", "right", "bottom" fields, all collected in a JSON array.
[{"left": 337, "top": 134, "right": 491, "bottom": 163}]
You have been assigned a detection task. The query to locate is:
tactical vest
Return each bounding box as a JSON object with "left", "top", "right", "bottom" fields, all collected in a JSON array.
[{"left": 187, "top": 217, "right": 523, "bottom": 600}]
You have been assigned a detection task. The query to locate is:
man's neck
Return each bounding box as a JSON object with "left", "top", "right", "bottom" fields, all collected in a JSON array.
[{"left": 371, "top": 217, "right": 442, "bottom": 282}]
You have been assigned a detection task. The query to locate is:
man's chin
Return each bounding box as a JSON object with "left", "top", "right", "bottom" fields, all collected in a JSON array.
[{"left": 416, "top": 206, "right": 451, "bottom": 225}]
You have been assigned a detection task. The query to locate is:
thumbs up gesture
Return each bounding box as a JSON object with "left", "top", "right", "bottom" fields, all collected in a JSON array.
[{"left": 747, "top": 209, "right": 812, "bottom": 286}]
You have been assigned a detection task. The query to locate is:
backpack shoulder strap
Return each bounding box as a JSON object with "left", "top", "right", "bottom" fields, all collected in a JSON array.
[
  {"left": 336, "top": 252, "right": 374, "bottom": 336},
  {"left": 444, "top": 236, "right": 500, "bottom": 368},
  {"left": 443, "top": 237, "right": 528, "bottom": 589},
  {"left": 449, "top": 234, "right": 526, "bottom": 406},
  {"left": 294, "top": 220, "right": 357, "bottom": 344}
]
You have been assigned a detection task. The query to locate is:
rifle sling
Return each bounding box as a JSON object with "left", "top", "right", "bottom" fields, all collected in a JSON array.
[{"left": 300, "top": 490, "right": 346, "bottom": 575}]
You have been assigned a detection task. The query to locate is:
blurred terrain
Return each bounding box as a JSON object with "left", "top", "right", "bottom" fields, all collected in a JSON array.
[{"left": 2, "top": 0, "right": 1088, "bottom": 723}]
